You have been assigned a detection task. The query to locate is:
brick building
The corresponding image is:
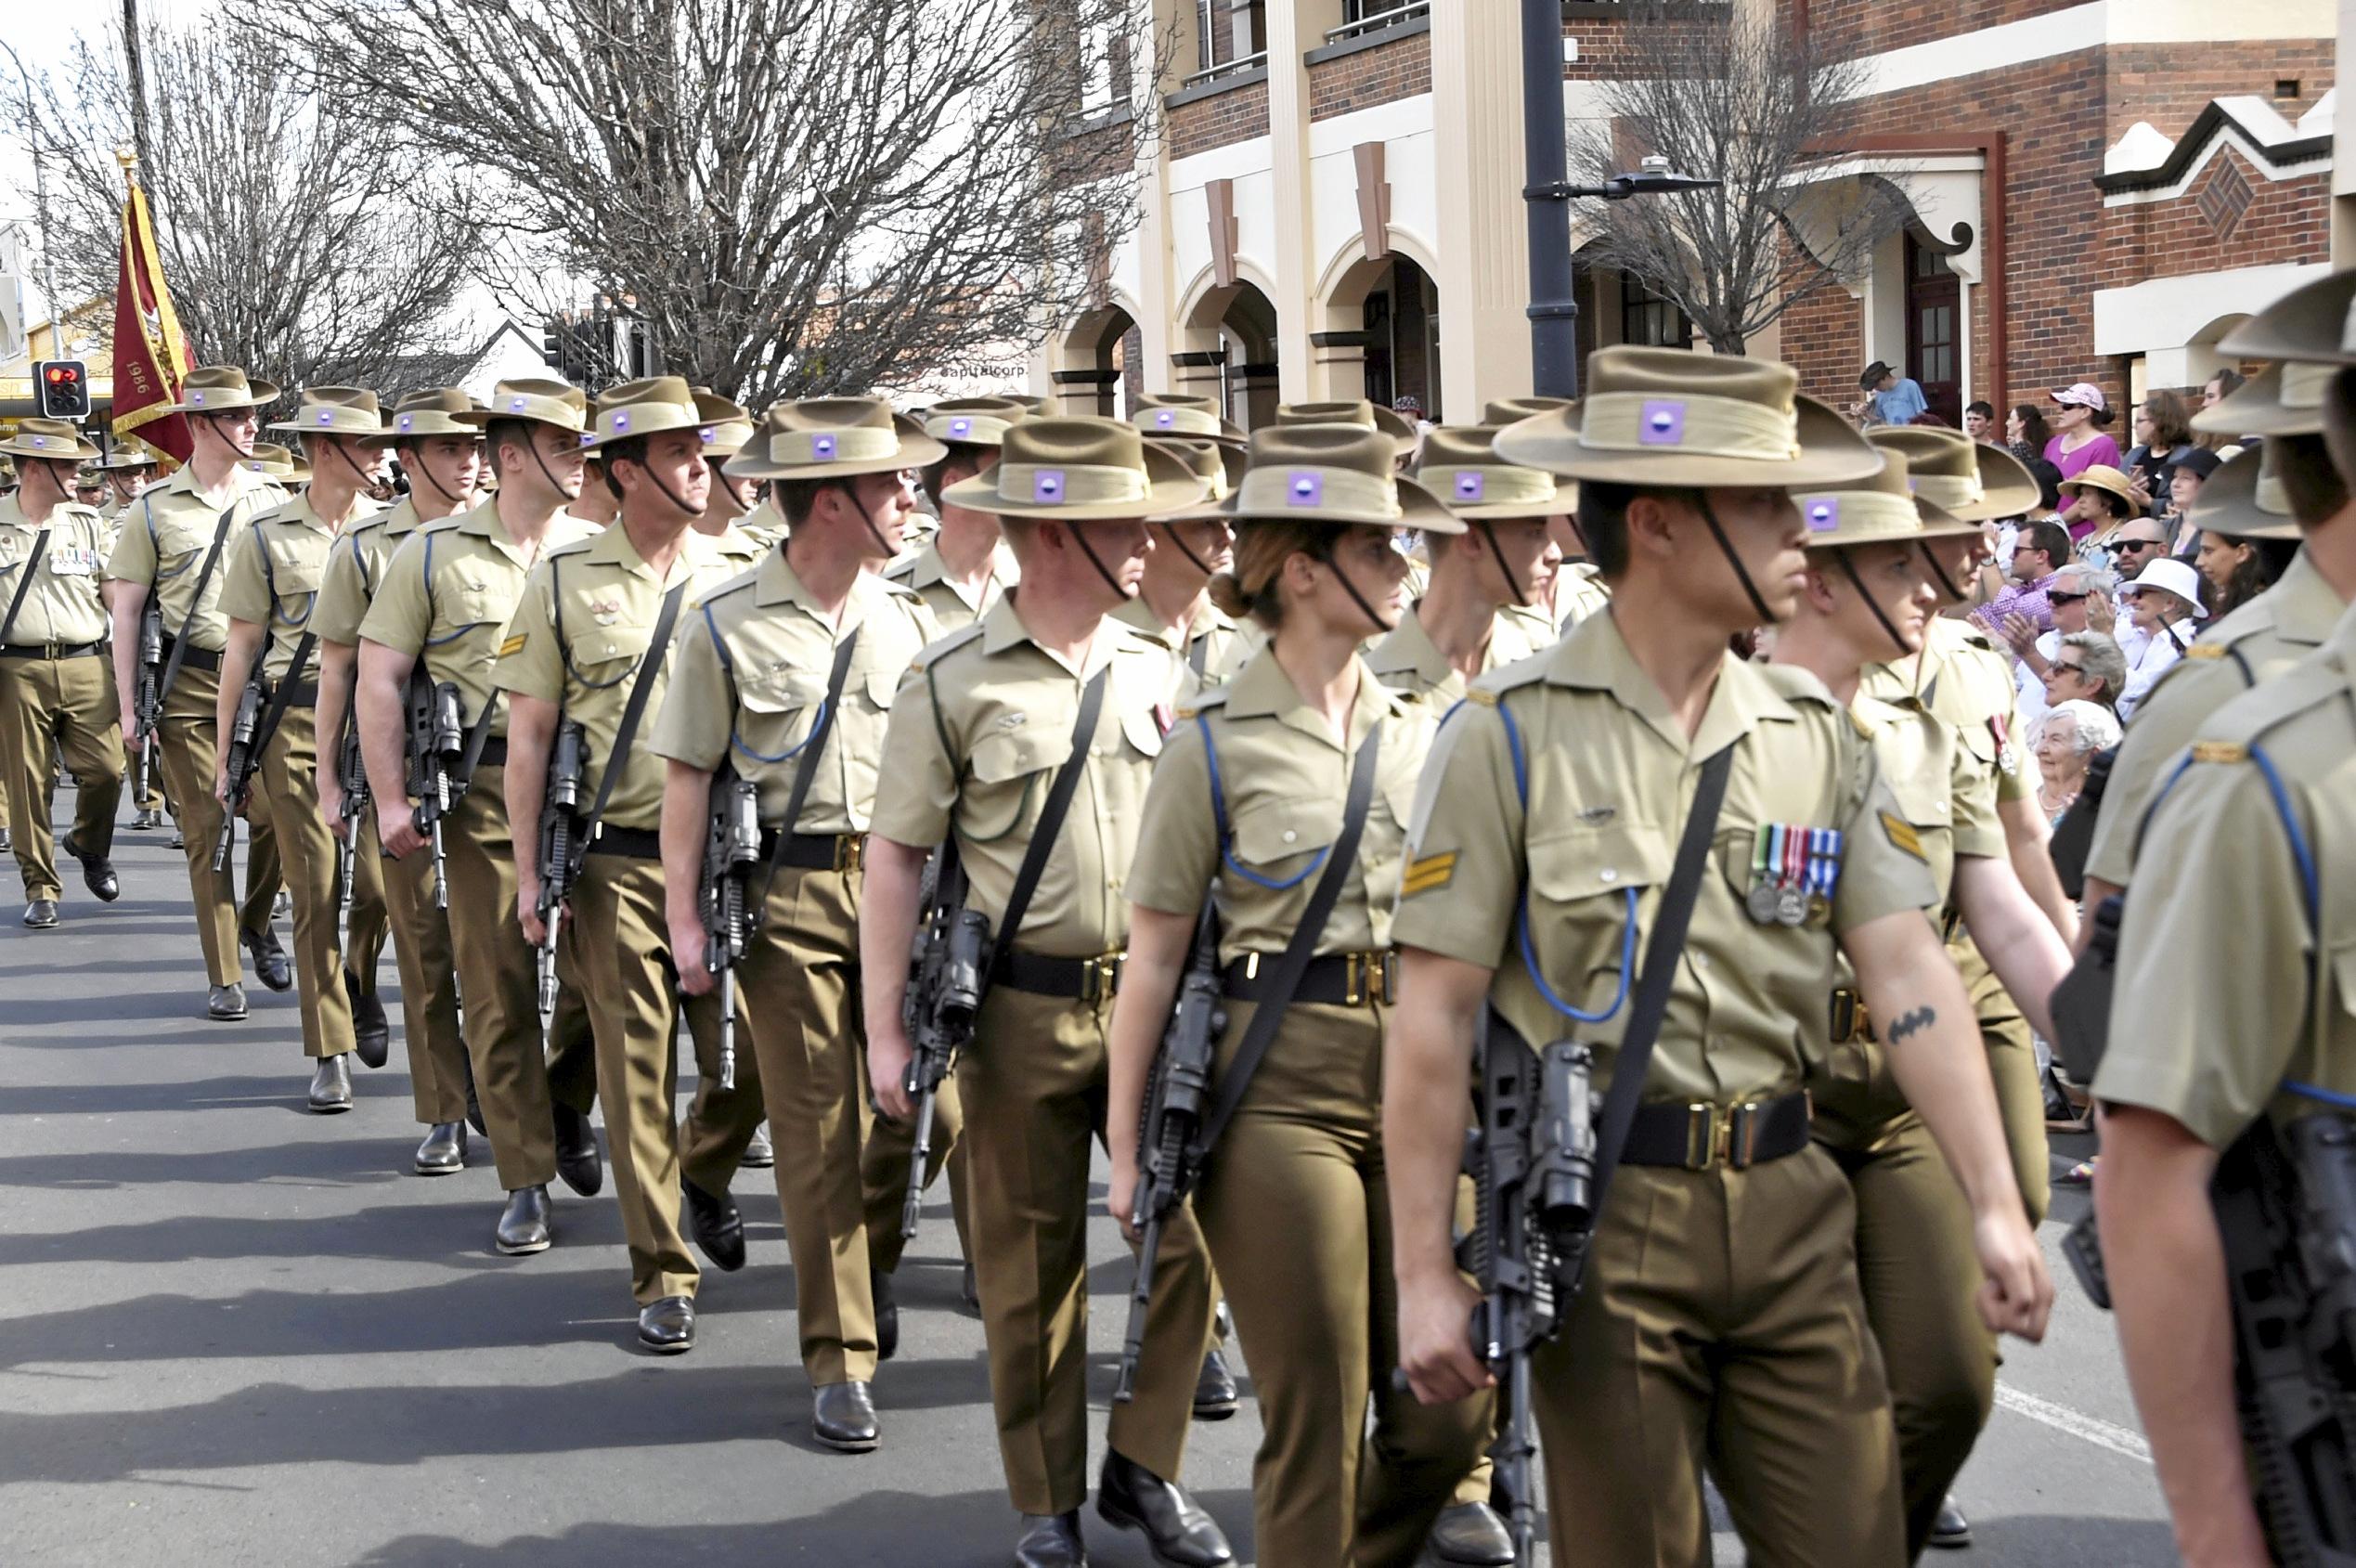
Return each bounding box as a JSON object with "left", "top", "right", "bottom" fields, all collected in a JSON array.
[{"left": 1037, "top": 0, "right": 2347, "bottom": 431}]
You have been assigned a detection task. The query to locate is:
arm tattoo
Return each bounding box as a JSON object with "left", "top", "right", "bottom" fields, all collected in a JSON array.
[{"left": 1884, "top": 1005, "right": 1936, "bottom": 1047}]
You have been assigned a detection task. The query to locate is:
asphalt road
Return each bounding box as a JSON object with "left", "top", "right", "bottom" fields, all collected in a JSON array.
[{"left": 0, "top": 790, "right": 2179, "bottom": 1566}]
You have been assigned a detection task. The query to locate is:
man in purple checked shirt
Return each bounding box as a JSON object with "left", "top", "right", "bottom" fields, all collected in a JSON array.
[{"left": 1971, "top": 517, "right": 2073, "bottom": 643}]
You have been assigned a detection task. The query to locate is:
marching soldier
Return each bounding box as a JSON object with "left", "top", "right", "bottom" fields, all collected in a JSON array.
[
  {"left": 1106, "top": 423, "right": 1500, "bottom": 1568},
  {"left": 883, "top": 396, "right": 1029, "bottom": 630},
  {"left": 1483, "top": 397, "right": 1609, "bottom": 638},
  {"left": 653, "top": 397, "right": 944, "bottom": 1435},
  {"left": 1387, "top": 348, "right": 2051, "bottom": 1567},
  {"left": 356, "top": 378, "right": 604, "bottom": 1254},
  {"left": 2083, "top": 272, "right": 2356, "bottom": 917},
  {"left": 0, "top": 419, "right": 125, "bottom": 928},
  {"left": 860, "top": 418, "right": 1232, "bottom": 1568},
  {"left": 730, "top": 409, "right": 794, "bottom": 551},
  {"left": 502, "top": 378, "right": 768, "bottom": 1354},
  {"left": 215, "top": 386, "right": 388, "bottom": 1109},
  {"left": 1117, "top": 435, "right": 1253, "bottom": 697},
  {"left": 98, "top": 440, "right": 167, "bottom": 830},
  {"left": 1368, "top": 425, "right": 1553, "bottom": 708},
  {"left": 1767, "top": 450, "right": 2078, "bottom": 1557},
  {"left": 105, "top": 365, "right": 294, "bottom": 1020},
  {"left": 315, "top": 387, "right": 482, "bottom": 1170}
]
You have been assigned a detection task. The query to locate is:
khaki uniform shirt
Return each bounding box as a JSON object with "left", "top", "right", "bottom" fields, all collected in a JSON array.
[
  {"left": 2085, "top": 549, "right": 2344, "bottom": 888},
  {"left": 1394, "top": 611, "right": 1937, "bottom": 1105},
  {"left": 357, "top": 500, "right": 598, "bottom": 737},
  {"left": 649, "top": 551, "right": 941, "bottom": 835},
  {"left": 868, "top": 594, "right": 1179, "bottom": 957},
  {"left": 885, "top": 538, "right": 1021, "bottom": 632},
  {"left": 735, "top": 497, "right": 790, "bottom": 551},
  {"left": 498, "top": 525, "right": 744, "bottom": 834},
  {"left": 1368, "top": 601, "right": 1543, "bottom": 708},
  {"left": 706, "top": 523, "right": 766, "bottom": 576},
  {"left": 0, "top": 497, "right": 110, "bottom": 647},
  {"left": 1506, "top": 562, "right": 1611, "bottom": 646},
  {"left": 312, "top": 499, "right": 439, "bottom": 647},
  {"left": 2095, "top": 603, "right": 2356, "bottom": 1147},
  {"left": 1128, "top": 649, "right": 1431, "bottom": 966},
  {"left": 219, "top": 497, "right": 377, "bottom": 681},
  {"left": 1863, "top": 615, "right": 2032, "bottom": 809},
  {"left": 1112, "top": 593, "right": 1255, "bottom": 704},
  {"left": 103, "top": 463, "right": 287, "bottom": 652}
]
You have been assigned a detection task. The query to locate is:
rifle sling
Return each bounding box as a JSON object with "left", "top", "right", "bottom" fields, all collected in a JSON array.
[
  {"left": 0, "top": 527, "right": 52, "bottom": 647},
  {"left": 1581, "top": 742, "right": 1735, "bottom": 1225},
  {"left": 570, "top": 578, "right": 688, "bottom": 865},
  {"left": 154, "top": 508, "right": 239, "bottom": 706},
  {"left": 753, "top": 628, "right": 863, "bottom": 912},
  {"left": 245, "top": 631, "right": 321, "bottom": 765},
  {"left": 1198, "top": 720, "right": 1383, "bottom": 1153},
  {"left": 987, "top": 665, "right": 1109, "bottom": 978}
]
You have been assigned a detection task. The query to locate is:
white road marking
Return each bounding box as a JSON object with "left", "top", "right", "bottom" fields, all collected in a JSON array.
[{"left": 1994, "top": 1381, "right": 2153, "bottom": 1464}]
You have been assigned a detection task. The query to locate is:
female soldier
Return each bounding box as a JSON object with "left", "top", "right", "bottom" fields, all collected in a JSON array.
[{"left": 1106, "top": 424, "right": 1498, "bottom": 1568}]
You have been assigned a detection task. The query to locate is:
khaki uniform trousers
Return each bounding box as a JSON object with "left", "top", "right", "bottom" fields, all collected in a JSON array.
[
  {"left": 156, "top": 667, "right": 283, "bottom": 987},
  {"left": 339, "top": 797, "right": 390, "bottom": 1000},
  {"left": 437, "top": 759, "right": 595, "bottom": 1190},
  {"left": 0, "top": 652, "right": 123, "bottom": 901},
  {"left": 861, "top": 1070, "right": 975, "bottom": 1278},
  {"left": 374, "top": 815, "right": 471, "bottom": 1126},
  {"left": 567, "top": 849, "right": 766, "bottom": 1305},
  {"left": 679, "top": 984, "right": 770, "bottom": 1198},
  {"left": 960, "top": 981, "right": 1215, "bottom": 1518},
  {"left": 1955, "top": 935, "right": 2049, "bottom": 1225},
  {"left": 1534, "top": 1145, "right": 1906, "bottom": 1568},
  {"left": 1825, "top": 1114, "right": 1997, "bottom": 1560},
  {"left": 737, "top": 858, "right": 879, "bottom": 1384},
  {"left": 254, "top": 705, "right": 354, "bottom": 1059},
  {"left": 1192, "top": 998, "right": 1493, "bottom": 1568}
]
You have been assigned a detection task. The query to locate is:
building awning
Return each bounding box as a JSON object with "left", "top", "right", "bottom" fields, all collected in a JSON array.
[{"left": 1780, "top": 153, "right": 1987, "bottom": 283}]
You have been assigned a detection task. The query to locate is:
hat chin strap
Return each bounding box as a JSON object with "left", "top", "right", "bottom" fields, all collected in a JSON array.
[
  {"left": 830, "top": 478, "right": 895, "bottom": 560},
  {"left": 1833, "top": 550, "right": 1914, "bottom": 661},
  {"left": 1919, "top": 541, "right": 1971, "bottom": 605},
  {"left": 1692, "top": 490, "right": 1780, "bottom": 628},
  {"left": 525, "top": 437, "right": 577, "bottom": 504},
  {"left": 1318, "top": 545, "right": 1398, "bottom": 637},
  {"left": 1475, "top": 522, "right": 1529, "bottom": 609},
  {"left": 644, "top": 464, "right": 707, "bottom": 522},
  {"left": 322, "top": 437, "right": 378, "bottom": 494},
  {"left": 1163, "top": 528, "right": 1214, "bottom": 579},
  {"left": 195, "top": 413, "right": 251, "bottom": 460},
  {"left": 1068, "top": 524, "right": 1131, "bottom": 602},
  {"left": 408, "top": 450, "right": 469, "bottom": 509}
]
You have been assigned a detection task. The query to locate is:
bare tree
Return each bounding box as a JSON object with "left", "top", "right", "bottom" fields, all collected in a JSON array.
[
  {"left": 1568, "top": 3, "right": 1909, "bottom": 356},
  {"left": 231, "top": 0, "right": 1164, "bottom": 407},
  {"left": 40, "top": 20, "right": 483, "bottom": 395}
]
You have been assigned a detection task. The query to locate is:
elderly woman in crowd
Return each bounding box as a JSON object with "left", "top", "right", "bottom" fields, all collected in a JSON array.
[
  {"left": 2032, "top": 699, "right": 2123, "bottom": 827},
  {"left": 2041, "top": 630, "right": 2129, "bottom": 719},
  {"left": 2002, "top": 563, "right": 2110, "bottom": 729},
  {"left": 2115, "top": 557, "right": 2207, "bottom": 718}
]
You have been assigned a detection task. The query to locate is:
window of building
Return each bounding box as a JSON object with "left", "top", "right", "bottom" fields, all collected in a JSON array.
[
  {"left": 1619, "top": 272, "right": 1692, "bottom": 349},
  {"left": 1198, "top": 0, "right": 1266, "bottom": 71}
]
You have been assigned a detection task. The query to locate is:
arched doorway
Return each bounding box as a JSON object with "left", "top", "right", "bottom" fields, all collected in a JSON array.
[
  {"left": 1175, "top": 278, "right": 1281, "bottom": 428},
  {"left": 1052, "top": 303, "right": 1139, "bottom": 419},
  {"left": 1317, "top": 251, "right": 1443, "bottom": 422}
]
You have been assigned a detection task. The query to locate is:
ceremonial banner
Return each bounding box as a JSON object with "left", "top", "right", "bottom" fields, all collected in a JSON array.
[{"left": 110, "top": 177, "right": 192, "bottom": 466}]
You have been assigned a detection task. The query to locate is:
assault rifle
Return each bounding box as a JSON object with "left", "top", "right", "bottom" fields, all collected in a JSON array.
[
  {"left": 534, "top": 719, "right": 588, "bottom": 1035},
  {"left": 1115, "top": 898, "right": 1224, "bottom": 1404},
  {"left": 405, "top": 671, "right": 465, "bottom": 909},
  {"left": 132, "top": 595, "right": 163, "bottom": 805},
  {"left": 209, "top": 672, "right": 266, "bottom": 873},
  {"left": 2216, "top": 1111, "right": 2356, "bottom": 1563},
  {"left": 900, "top": 847, "right": 990, "bottom": 1239},
  {"left": 334, "top": 712, "right": 369, "bottom": 935},
  {"left": 699, "top": 769, "right": 764, "bottom": 1093},
  {"left": 1462, "top": 1010, "right": 1599, "bottom": 1568}
]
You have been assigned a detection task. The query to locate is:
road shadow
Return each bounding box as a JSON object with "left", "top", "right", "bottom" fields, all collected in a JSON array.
[
  {"left": 1961, "top": 1513, "right": 2178, "bottom": 1563},
  {"left": 0, "top": 1074, "right": 414, "bottom": 1118}
]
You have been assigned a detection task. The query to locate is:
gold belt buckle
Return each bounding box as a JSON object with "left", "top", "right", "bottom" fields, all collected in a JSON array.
[
  {"left": 1083, "top": 952, "right": 1124, "bottom": 1003},
  {"left": 835, "top": 833, "right": 866, "bottom": 874},
  {"left": 1683, "top": 1103, "right": 1719, "bottom": 1170}
]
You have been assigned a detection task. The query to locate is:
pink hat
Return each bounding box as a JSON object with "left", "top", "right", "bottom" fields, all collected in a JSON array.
[{"left": 2051, "top": 382, "right": 2108, "bottom": 412}]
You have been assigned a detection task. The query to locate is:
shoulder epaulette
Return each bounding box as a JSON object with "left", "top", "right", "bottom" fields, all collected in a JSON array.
[
  {"left": 1175, "top": 688, "right": 1232, "bottom": 720},
  {"left": 1471, "top": 658, "right": 1549, "bottom": 701},
  {"left": 910, "top": 621, "right": 988, "bottom": 673},
  {"left": 874, "top": 571, "right": 921, "bottom": 599},
  {"left": 417, "top": 513, "right": 467, "bottom": 534},
  {"left": 699, "top": 571, "right": 762, "bottom": 609},
  {"left": 2184, "top": 641, "right": 2227, "bottom": 661}
]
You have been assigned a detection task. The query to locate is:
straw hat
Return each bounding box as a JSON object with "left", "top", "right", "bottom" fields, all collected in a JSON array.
[
  {"left": 165, "top": 365, "right": 279, "bottom": 415},
  {"left": 266, "top": 386, "right": 383, "bottom": 439},
  {"left": 2186, "top": 443, "right": 2302, "bottom": 542},
  {"left": 1273, "top": 399, "right": 1417, "bottom": 458},
  {"left": 1131, "top": 394, "right": 1245, "bottom": 447},
  {"left": 2218, "top": 267, "right": 2356, "bottom": 367},
  {"left": 2119, "top": 556, "right": 2208, "bottom": 618},
  {"left": 1143, "top": 436, "right": 1245, "bottom": 524},
  {"left": 1217, "top": 424, "right": 1463, "bottom": 533},
  {"left": 1494, "top": 346, "right": 1881, "bottom": 488},
  {"left": 940, "top": 416, "right": 1206, "bottom": 521},
  {"left": 922, "top": 396, "right": 1032, "bottom": 449},
  {"left": 724, "top": 396, "right": 947, "bottom": 482},
  {"left": 365, "top": 387, "right": 478, "bottom": 447},
  {"left": 2056, "top": 463, "right": 2139, "bottom": 511},
  {"left": 1867, "top": 426, "right": 2042, "bottom": 522},
  {"left": 1793, "top": 452, "right": 1981, "bottom": 548},
  {"left": 454, "top": 378, "right": 590, "bottom": 434},
  {"left": 0, "top": 417, "right": 102, "bottom": 463},
  {"left": 1409, "top": 425, "right": 1569, "bottom": 520}
]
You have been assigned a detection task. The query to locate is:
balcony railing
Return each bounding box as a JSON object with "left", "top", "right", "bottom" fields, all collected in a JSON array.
[
  {"left": 1179, "top": 49, "right": 1268, "bottom": 90},
  {"left": 1324, "top": 0, "right": 1429, "bottom": 45}
]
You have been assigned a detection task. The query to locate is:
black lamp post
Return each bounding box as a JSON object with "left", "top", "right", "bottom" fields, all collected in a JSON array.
[{"left": 1521, "top": 0, "right": 1720, "bottom": 398}]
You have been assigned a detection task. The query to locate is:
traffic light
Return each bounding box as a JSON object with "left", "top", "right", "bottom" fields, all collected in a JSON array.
[{"left": 34, "top": 360, "right": 90, "bottom": 421}]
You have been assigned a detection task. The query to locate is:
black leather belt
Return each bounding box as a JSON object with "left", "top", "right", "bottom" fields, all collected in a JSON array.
[
  {"left": 755, "top": 829, "right": 865, "bottom": 874},
  {"left": 159, "top": 638, "right": 222, "bottom": 674},
  {"left": 1001, "top": 949, "right": 1124, "bottom": 1002},
  {"left": 1223, "top": 950, "right": 1395, "bottom": 1006},
  {"left": 273, "top": 679, "right": 318, "bottom": 708},
  {"left": 585, "top": 825, "right": 661, "bottom": 861},
  {"left": 476, "top": 737, "right": 508, "bottom": 769},
  {"left": 1621, "top": 1090, "right": 1813, "bottom": 1170},
  {"left": 0, "top": 641, "right": 102, "bottom": 660}
]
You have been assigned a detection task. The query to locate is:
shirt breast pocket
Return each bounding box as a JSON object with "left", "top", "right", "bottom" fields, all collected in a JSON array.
[
  {"left": 1528, "top": 821, "right": 1670, "bottom": 1016},
  {"left": 572, "top": 624, "right": 654, "bottom": 691},
  {"left": 964, "top": 727, "right": 1063, "bottom": 843},
  {"left": 1228, "top": 794, "right": 1339, "bottom": 883},
  {"left": 733, "top": 667, "right": 825, "bottom": 763}
]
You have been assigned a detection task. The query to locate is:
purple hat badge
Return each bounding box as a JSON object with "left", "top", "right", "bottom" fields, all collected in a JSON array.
[
  {"left": 190, "top": 391, "right": 207, "bottom": 406},
  {"left": 1454, "top": 472, "right": 1486, "bottom": 502},
  {"left": 698, "top": 425, "right": 717, "bottom": 445},
  {"left": 1805, "top": 499, "right": 1839, "bottom": 532},
  {"left": 1153, "top": 409, "right": 1177, "bottom": 429},
  {"left": 509, "top": 395, "right": 529, "bottom": 412},
  {"left": 948, "top": 417, "right": 973, "bottom": 439},
  {"left": 317, "top": 409, "right": 334, "bottom": 425},
  {"left": 812, "top": 434, "right": 837, "bottom": 460},
  {"left": 1032, "top": 469, "right": 1067, "bottom": 504},
  {"left": 398, "top": 414, "right": 416, "bottom": 431},
  {"left": 1638, "top": 400, "right": 1685, "bottom": 447},
  {"left": 612, "top": 411, "right": 630, "bottom": 434}
]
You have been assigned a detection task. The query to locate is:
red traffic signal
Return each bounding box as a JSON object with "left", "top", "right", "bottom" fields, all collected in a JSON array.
[{"left": 33, "top": 359, "right": 91, "bottom": 421}]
